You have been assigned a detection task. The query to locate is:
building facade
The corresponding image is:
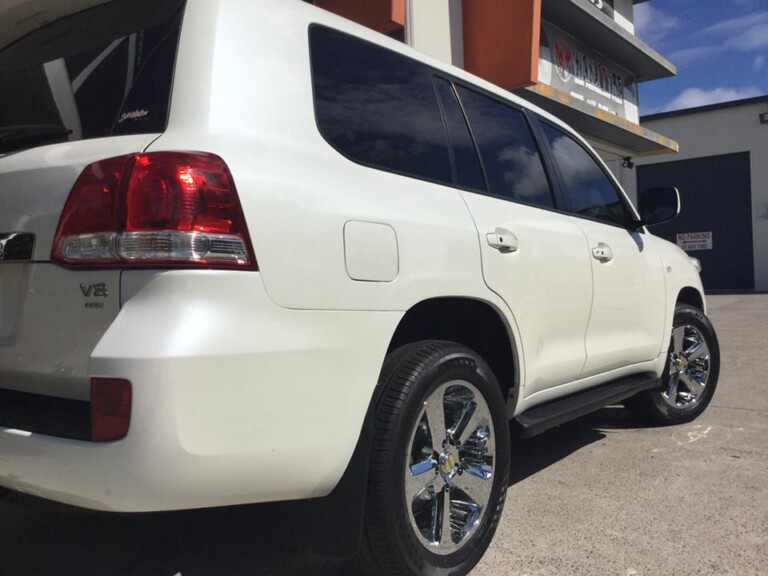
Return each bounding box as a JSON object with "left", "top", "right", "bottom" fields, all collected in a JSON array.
[{"left": 626, "top": 97, "right": 768, "bottom": 292}]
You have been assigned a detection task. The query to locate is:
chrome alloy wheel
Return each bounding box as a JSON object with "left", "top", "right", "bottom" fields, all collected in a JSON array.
[
  {"left": 404, "top": 380, "right": 495, "bottom": 555},
  {"left": 663, "top": 324, "right": 711, "bottom": 410}
]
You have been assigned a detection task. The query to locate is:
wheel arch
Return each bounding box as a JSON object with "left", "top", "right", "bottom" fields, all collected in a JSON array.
[
  {"left": 677, "top": 286, "right": 705, "bottom": 312},
  {"left": 386, "top": 297, "right": 520, "bottom": 409}
]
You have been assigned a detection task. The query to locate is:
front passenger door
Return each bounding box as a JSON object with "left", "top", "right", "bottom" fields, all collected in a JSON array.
[{"left": 538, "top": 122, "right": 667, "bottom": 377}]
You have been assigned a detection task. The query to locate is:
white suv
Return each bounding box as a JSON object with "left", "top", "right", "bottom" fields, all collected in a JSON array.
[{"left": 0, "top": 1, "right": 719, "bottom": 575}]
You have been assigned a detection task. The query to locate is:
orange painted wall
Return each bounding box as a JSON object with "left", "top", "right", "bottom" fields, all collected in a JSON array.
[
  {"left": 315, "top": 0, "right": 404, "bottom": 34},
  {"left": 463, "top": 0, "right": 541, "bottom": 91}
]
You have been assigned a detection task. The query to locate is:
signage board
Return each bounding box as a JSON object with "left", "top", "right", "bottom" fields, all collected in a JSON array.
[
  {"left": 538, "top": 21, "right": 639, "bottom": 123},
  {"left": 676, "top": 232, "right": 713, "bottom": 251}
]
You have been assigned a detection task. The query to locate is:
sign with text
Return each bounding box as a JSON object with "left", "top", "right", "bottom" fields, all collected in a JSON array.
[
  {"left": 676, "top": 232, "right": 713, "bottom": 251},
  {"left": 538, "top": 21, "right": 639, "bottom": 123}
]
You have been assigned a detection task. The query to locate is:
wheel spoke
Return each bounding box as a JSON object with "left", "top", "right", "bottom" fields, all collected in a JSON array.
[
  {"left": 457, "top": 406, "right": 488, "bottom": 446},
  {"left": 685, "top": 340, "right": 709, "bottom": 361},
  {"left": 406, "top": 457, "right": 438, "bottom": 500},
  {"left": 429, "top": 485, "right": 448, "bottom": 544},
  {"left": 425, "top": 394, "right": 447, "bottom": 451},
  {"left": 665, "top": 372, "right": 680, "bottom": 404},
  {"left": 680, "top": 372, "right": 706, "bottom": 399},
  {"left": 453, "top": 468, "right": 492, "bottom": 507},
  {"left": 439, "top": 486, "right": 453, "bottom": 545},
  {"left": 671, "top": 326, "right": 685, "bottom": 355},
  {"left": 411, "top": 457, "right": 437, "bottom": 476},
  {"left": 449, "top": 398, "right": 476, "bottom": 444}
]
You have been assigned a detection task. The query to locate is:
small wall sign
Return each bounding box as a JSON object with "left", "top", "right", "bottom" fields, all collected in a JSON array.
[{"left": 676, "top": 231, "right": 713, "bottom": 251}]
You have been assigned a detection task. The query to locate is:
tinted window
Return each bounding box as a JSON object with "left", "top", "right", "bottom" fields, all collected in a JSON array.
[
  {"left": 310, "top": 27, "right": 451, "bottom": 185},
  {"left": 541, "top": 124, "right": 628, "bottom": 226},
  {"left": 0, "top": 0, "right": 184, "bottom": 153},
  {"left": 434, "top": 79, "right": 485, "bottom": 192},
  {"left": 112, "top": 24, "right": 182, "bottom": 136},
  {"left": 456, "top": 87, "right": 553, "bottom": 208}
]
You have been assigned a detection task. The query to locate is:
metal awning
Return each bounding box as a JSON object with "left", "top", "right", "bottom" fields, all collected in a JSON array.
[
  {"left": 520, "top": 83, "right": 678, "bottom": 156},
  {"left": 542, "top": 0, "right": 675, "bottom": 82}
]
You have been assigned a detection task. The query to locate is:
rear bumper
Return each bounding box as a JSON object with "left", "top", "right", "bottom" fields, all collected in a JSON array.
[{"left": 0, "top": 270, "right": 400, "bottom": 511}]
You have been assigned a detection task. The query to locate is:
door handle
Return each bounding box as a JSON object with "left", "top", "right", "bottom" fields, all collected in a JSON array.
[
  {"left": 591, "top": 242, "right": 613, "bottom": 262},
  {"left": 486, "top": 228, "right": 519, "bottom": 253}
]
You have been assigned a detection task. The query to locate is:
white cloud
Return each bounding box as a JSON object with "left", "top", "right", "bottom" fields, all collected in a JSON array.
[
  {"left": 704, "top": 12, "right": 768, "bottom": 51},
  {"left": 702, "top": 11, "right": 768, "bottom": 36},
  {"left": 634, "top": 4, "right": 679, "bottom": 45},
  {"left": 755, "top": 55, "right": 767, "bottom": 72},
  {"left": 667, "top": 11, "right": 768, "bottom": 67},
  {"left": 730, "top": 22, "right": 768, "bottom": 51},
  {"left": 662, "top": 87, "right": 764, "bottom": 112},
  {"left": 669, "top": 45, "right": 719, "bottom": 66}
]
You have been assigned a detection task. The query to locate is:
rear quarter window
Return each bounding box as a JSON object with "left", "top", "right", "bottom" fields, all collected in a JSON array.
[{"left": 310, "top": 26, "right": 452, "bottom": 186}]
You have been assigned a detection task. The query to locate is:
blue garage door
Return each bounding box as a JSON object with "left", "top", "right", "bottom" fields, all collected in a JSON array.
[{"left": 637, "top": 152, "right": 754, "bottom": 291}]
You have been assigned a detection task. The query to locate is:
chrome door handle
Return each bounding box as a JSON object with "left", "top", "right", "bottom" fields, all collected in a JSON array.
[
  {"left": 592, "top": 243, "right": 613, "bottom": 262},
  {"left": 486, "top": 228, "right": 519, "bottom": 253}
]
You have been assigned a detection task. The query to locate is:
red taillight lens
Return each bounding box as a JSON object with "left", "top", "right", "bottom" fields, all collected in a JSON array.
[
  {"left": 52, "top": 152, "right": 256, "bottom": 269},
  {"left": 53, "top": 156, "right": 132, "bottom": 264},
  {"left": 91, "top": 378, "right": 132, "bottom": 442}
]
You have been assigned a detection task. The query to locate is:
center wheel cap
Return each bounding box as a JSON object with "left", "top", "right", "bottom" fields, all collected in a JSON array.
[{"left": 439, "top": 451, "right": 459, "bottom": 478}]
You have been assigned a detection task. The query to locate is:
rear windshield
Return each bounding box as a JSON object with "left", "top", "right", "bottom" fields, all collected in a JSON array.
[{"left": 0, "top": 0, "right": 185, "bottom": 154}]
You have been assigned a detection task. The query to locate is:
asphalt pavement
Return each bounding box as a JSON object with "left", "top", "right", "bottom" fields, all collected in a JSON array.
[{"left": 1, "top": 294, "right": 766, "bottom": 576}]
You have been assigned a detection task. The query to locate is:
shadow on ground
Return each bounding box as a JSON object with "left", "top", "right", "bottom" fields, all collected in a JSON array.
[
  {"left": 0, "top": 491, "right": 358, "bottom": 576},
  {"left": 0, "top": 406, "right": 651, "bottom": 576},
  {"left": 508, "top": 405, "right": 657, "bottom": 485}
]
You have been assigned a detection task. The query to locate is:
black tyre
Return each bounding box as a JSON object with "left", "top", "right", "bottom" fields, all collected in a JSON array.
[
  {"left": 356, "top": 341, "right": 510, "bottom": 576},
  {"left": 625, "top": 304, "right": 720, "bottom": 424}
]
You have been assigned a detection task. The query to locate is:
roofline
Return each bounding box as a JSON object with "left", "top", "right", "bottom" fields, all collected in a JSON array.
[{"left": 642, "top": 95, "right": 768, "bottom": 122}]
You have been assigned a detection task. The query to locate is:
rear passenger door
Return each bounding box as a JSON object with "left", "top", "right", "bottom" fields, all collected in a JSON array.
[
  {"left": 440, "top": 83, "right": 593, "bottom": 395},
  {"left": 537, "top": 122, "right": 666, "bottom": 377}
]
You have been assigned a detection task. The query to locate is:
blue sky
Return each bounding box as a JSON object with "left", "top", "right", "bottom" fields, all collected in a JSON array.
[{"left": 634, "top": 0, "right": 768, "bottom": 115}]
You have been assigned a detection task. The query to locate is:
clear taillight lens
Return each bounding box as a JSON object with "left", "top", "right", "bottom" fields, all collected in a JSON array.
[{"left": 52, "top": 152, "right": 256, "bottom": 269}]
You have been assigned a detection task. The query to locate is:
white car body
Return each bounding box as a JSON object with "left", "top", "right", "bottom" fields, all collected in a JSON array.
[{"left": 0, "top": 0, "right": 705, "bottom": 514}]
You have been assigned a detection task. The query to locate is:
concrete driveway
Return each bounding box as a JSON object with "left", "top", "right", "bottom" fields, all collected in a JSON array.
[{"left": 1, "top": 295, "right": 766, "bottom": 575}]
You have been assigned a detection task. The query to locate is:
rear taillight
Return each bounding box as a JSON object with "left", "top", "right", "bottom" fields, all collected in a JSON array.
[
  {"left": 91, "top": 378, "right": 131, "bottom": 442},
  {"left": 52, "top": 152, "right": 256, "bottom": 269}
]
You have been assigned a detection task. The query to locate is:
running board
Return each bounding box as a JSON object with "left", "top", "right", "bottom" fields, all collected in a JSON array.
[{"left": 512, "top": 373, "right": 660, "bottom": 438}]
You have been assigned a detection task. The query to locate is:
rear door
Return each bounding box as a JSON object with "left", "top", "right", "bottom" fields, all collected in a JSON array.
[
  {"left": 537, "top": 121, "right": 667, "bottom": 376},
  {"left": 441, "top": 83, "right": 593, "bottom": 394}
]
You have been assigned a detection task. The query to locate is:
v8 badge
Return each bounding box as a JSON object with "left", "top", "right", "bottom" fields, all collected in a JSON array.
[{"left": 80, "top": 283, "right": 109, "bottom": 298}]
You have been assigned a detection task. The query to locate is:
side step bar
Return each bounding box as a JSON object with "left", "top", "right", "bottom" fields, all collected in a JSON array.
[{"left": 512, "top": 372, "right": 660, "bottom": 438}]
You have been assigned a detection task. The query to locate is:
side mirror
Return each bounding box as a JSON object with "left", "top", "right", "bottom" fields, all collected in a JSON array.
[{"left": 638, "top": 186, "right": 680, "bottom": 227}]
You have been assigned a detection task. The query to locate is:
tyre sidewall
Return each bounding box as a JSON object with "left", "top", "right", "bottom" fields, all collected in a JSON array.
[
  {"left": 650, "top": 305, "right": 720, "bottom": 423},
  {"left": 380, "top": 346, "right": 510, "bottom": 576}
]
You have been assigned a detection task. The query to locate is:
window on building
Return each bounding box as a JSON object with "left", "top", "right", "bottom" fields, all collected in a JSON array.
[
  {"left": 456, "top": 87, "right": 554, "bottom": 208},
  {"left": 310, "top": 26, "right": 451, "bottom": 185},
  {"left": 540, "top": 123, "right": 629, "bottom": 226},
  {"left": 434, "top": 79, "right": 486, "bottom": 192}
]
